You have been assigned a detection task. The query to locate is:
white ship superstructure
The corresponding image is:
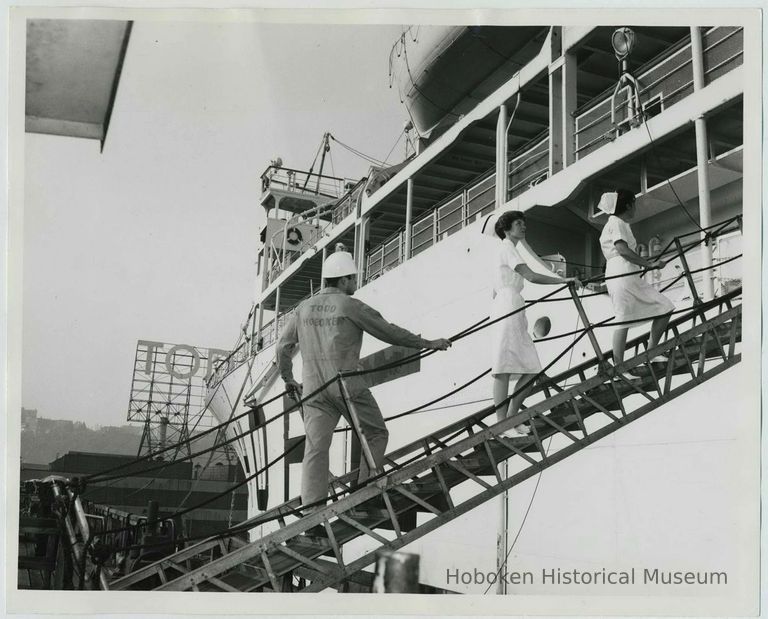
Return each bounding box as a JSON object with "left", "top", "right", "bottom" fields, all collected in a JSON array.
[{"left": 191, "top": 25, "right": 747, "bottom": 594}]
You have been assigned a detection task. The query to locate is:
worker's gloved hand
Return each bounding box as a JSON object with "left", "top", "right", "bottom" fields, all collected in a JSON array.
[
  {"left": 426, "top": 338, "right": 452, "bottom": 351},
  {"left": 284, "top": 378, "right": 303, "bottom": 400}
]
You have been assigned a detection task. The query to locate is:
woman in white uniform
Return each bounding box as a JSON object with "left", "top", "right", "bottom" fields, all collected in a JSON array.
[
  {"left": 598, "top": 190, "right": 674, "bottom": 366},
  {"left": 491, "top": 211, "right": 579, "bottom": 436}
]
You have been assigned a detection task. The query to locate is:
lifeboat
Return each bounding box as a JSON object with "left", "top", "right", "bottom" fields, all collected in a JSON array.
[{"left": 389, "top": 25, "right": 548, "bottom": 137}]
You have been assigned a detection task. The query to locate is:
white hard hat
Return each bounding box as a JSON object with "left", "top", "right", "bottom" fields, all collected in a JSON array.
[{"left": 322, "top": 251, "right": 357, "bottom": 279}]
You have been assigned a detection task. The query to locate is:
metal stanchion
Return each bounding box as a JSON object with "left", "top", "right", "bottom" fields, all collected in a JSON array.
[
  {"left": 675, "top": 238, "right": 702, "bottom": 307},
  {"left": 146, "top": 500, "right": 159, "bottom": 535},
  {"left": 567, "top": 283, "right": 627, "bottom": 412},
  {"left": 567, "top": 283, "right": 606, "bottom": 365},
  {"left": 337, "top": 374, "right": 379, "bottom": 477}
]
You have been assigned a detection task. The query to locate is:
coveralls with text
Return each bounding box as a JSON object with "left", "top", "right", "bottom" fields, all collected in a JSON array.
[{"left": 276, "top": 287, "right": 429, "bottom": 511}]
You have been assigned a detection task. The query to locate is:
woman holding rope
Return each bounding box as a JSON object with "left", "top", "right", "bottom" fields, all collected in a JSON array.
[
  {"left": 598, "top": 190, "right": 674, "bottom": 368},
  {"left": 489, "top": 210, "right": 580, "bottom": 437}
]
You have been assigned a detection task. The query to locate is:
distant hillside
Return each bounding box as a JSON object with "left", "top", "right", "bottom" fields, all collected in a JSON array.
[
  {"left": 20, "top": 412, "right": 221, "bottom": 469},
  {"left": 20, "top": 419, "right": 143, "bottom": 464}
]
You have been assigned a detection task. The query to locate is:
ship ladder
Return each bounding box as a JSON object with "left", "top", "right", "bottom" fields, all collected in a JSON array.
[{"left": 106, "top": 288, "right": 741, "bottom": 593}]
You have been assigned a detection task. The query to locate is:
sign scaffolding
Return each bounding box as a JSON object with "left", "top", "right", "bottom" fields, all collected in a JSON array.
[{"left": 128, "top": 340, "right": 229, "bottom": 462}]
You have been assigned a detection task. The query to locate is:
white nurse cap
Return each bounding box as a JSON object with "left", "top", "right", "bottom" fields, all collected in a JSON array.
[{"left": 597, "top": 192, "right": 618, "bottom": 215}]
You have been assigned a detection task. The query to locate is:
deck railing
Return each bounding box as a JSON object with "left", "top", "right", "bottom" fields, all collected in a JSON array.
[
  {"left": 574, "top": 26, "right": 743, "bottom": 159},
  {"left": 209, "top": 28, "right": 744, "bottom": 391},
  {"left": 364, "top": 132, "right": 552, "bottom": 282},
  {"left": 507, "top": 135, "right": 550, "bottom": 199},
  {"left": 260, "top": 165, "right": 347, "bottom": 200},
  {"left": 267, "top": 179, "right": 366, "bottom": 284},
  {"left": 365, "top": 170, "right": 500, "bottom": 282},
  {"left": 331, "top": 189, "right": 358, "bottom": 224},
  {"left": 366, "top": 26, "right": 744, "bottom": 284}
]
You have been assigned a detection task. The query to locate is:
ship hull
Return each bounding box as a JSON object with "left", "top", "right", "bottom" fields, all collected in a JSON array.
[{"left": 209, "top": 184, "right": 746, "bottom": 593}]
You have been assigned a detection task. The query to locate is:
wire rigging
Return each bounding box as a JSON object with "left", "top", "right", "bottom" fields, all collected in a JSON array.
[
  {"left": 84, "top": 214, "right": 739, "bottom": 489},
  {"left": 65, "top": 215, "right": 742, "bottom": 567},
  {"left": 329, "top": 134, "right": 387, "bottom": 167},
  {"left": 641, "top": 120, "right": 706, "bottom": 233}
]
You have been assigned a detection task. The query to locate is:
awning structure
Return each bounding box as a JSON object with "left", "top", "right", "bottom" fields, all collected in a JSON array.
[{"left": 25, "top": 19, "right": 132, "bottom": 150}]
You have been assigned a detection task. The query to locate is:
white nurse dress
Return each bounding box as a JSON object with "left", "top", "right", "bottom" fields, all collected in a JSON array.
[
  {"left": 490, "top": 239, "right": 543, "bottom": 377},
  {"left": 599, "top": 215, "right": 674, "bottom": 325}
]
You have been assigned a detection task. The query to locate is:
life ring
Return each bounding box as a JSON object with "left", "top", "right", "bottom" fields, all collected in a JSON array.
[{"left": 286, "top": 227, "right": 303, "bottom": 247}]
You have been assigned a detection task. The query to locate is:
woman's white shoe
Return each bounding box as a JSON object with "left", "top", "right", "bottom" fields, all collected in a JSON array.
[{"left": 499, "top": 424, "right": 530, "bottom": 439}]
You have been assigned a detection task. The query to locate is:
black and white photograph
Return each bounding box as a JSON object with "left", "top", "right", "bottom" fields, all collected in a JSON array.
[{"left": 4, "top": 4, "right": 762, "bottom": 616}]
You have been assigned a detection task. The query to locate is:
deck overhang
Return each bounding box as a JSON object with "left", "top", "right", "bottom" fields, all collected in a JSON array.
[
  {"left": 506, "top": 65, "right": 743, "bottom": 212},
  {"left": 25, "top": 19, "right": 132, "bottom": 149}
]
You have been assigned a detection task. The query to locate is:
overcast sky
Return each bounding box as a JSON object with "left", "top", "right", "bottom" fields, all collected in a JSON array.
[{"left": 22, "top": 20, "right": 410, "bottom": 427}]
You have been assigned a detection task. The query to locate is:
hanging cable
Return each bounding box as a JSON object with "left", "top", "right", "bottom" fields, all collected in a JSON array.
[
  {"left": 383, "top": 130, "right": 404, "bottom": 166},
  {"left": 81, "top": 216, "right": 740, "bottom": 504},
  {"left": 328, "top": 134, "right": 387, "bottom": 167},
  {"left": 641, "top": 120, "right": 705, "bottom": 233},
  {"left": 117, "top": 327, "right": 594, "bottom": 550},
  {"left": 104, "top": 280, "right": 741, "bottom": 556},
  {"left": 401, "top": 41, "right": 463, "bottom": 121},
  {"left": 484, "top": 435, "right": 552, "bottom": 595},
  {"left": 85, "top": 215, "right": 739, "bottom": 486}
]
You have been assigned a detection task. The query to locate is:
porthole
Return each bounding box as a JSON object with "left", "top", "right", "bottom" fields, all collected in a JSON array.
[{"left": 532, "top": 316, "right": 552, "bottom": 339}]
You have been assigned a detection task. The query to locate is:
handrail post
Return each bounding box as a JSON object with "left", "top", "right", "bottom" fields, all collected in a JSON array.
[
  {"left": 280, "top": 219, "right": 289, "bottom": 269},
  {"left": 495, "top": 103, "right": 509, "bottom": 208},
  {"left": 274, "top": 286, "right": 282, "bottom": 341},
  {"left": 690, "top": 26, "right": 715, "bottom": 302},
  {"left": 404, "top": 178, "right": 413, "bottom": 259},
  {"left": 283, "top": 396, "right": 291, "bottom": 501},
  {"left": 567, "top": 283, "right": 607, "bottom": 367},
  {"left": 337, "top": 375, "right": 379, "bottom": 478},
  {"left": 609, "top": 81, "right": 622, "bottom": 135},
  {"left": 674, "top": 238, "right": 702, "bottom": 307}
]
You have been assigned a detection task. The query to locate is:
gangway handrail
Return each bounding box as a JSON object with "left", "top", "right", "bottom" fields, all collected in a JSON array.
[
  {"left": 72, "top": 216, "right": 742, "bottom": 566},
  {"left": 216, "top": 285, "right": 742, "bottom": 534},
  {"left": 109, "top": 284, "right": 739, "bottom": 552},
  {"left": 78, "top": 273, "right": 742, "bottom": 586},
  {"left": 106, "top": 293, "right": 741, "bottom": 591},
  {"left": 84, "top": 215, "right": 741, "bottom": 492}
]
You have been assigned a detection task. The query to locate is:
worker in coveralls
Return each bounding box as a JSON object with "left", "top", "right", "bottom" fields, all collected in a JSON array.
[{"left": 276, "top": 248, "right": 452, "bottom": 517}]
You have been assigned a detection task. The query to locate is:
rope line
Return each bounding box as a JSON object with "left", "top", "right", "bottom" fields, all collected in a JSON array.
[
  {"left": 95, "top": 286, "right": 739, "bottom": 556},
  {"left": 77, "top": 216, "right": 741, "bottom": 554},
  {"left": 85, "top": 215, "right": 740, "bottom": 486}
]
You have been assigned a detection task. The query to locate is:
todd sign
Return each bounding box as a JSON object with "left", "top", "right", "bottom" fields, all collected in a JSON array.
[
  {"left": 128, "top": 340, "right": 236, "bottom": 424},
  {"left": 138, "top": 340, "right": 230, "bottom": 380}
]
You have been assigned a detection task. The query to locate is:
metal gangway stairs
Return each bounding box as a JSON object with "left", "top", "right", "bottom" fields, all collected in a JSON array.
[{"left": 105, "top": 286, "right": 741, "bottom": 593}]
